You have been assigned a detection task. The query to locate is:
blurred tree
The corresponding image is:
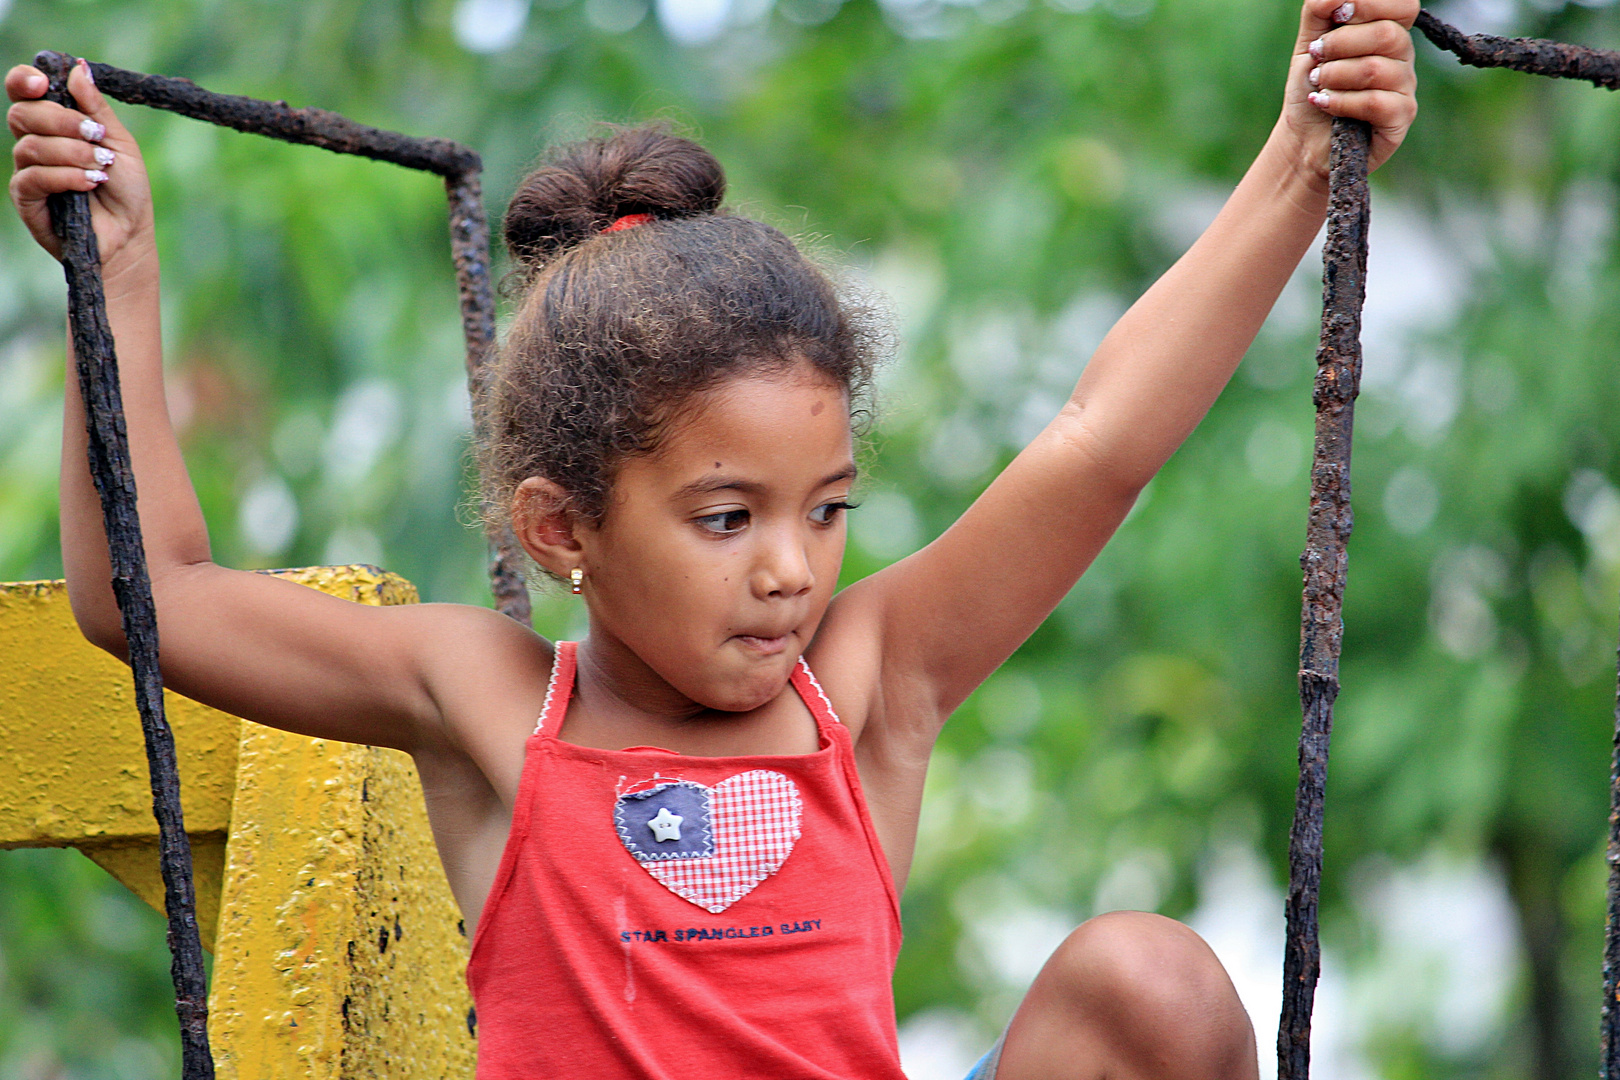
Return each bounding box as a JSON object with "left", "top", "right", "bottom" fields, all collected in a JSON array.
[{"left": 1, "top": 0, "right": 1617, "bottom": 1076}]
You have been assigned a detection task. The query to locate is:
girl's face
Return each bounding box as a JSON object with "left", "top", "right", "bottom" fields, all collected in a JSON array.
[{"left": 576, "top": 363, "right": 855, "bottom": 714}]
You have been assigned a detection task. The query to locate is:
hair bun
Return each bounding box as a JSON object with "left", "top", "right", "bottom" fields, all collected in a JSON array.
[{"left": 503, "top": 124, "right": 726, "bottom": 269}]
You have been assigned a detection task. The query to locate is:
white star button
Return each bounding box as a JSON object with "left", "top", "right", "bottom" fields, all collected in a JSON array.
[{"left": 647, "top": 806, "right": 684, "bottom": 842}]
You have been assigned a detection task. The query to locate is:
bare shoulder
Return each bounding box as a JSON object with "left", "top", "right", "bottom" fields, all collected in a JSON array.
[
  {"left": 805, "top": 575, "right": 938, "bottom": 750},
  {"left": 397, "top": 598, "right": 554, "bottom": 662},
  {"left": 387, "top": 601, "right": 556, "bottom": 811},
  {"left": 403, "top": 602, "right": 556, "bottom": 747}
]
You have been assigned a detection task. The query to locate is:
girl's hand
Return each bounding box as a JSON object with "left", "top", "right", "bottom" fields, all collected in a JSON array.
[
  {"left": 1281, "top": 0, "right": 1419, "bottom": 185},
  {"left": 8, "top": 59, "right": 154, "bottom": 280}
]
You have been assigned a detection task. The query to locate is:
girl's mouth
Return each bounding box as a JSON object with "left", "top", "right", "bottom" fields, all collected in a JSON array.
[{"left": 733, "top": 633, "right": 790, "bottom": 656}]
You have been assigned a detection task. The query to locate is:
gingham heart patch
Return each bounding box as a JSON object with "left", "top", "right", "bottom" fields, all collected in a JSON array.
[{"left": 614, "top": 770, "right": 802, "bottom": 913}]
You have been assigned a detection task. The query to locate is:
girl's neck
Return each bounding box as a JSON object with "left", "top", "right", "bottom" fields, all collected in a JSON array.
[
  {"left": 575, "top": 633, "right": 709, "bottom": 724},
  {"left": 559, "top": 634, "right": 820, "bottom": 756}
]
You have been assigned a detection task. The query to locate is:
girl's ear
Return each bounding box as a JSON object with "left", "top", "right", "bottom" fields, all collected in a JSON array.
[{"left": 512, "top": 477, "right": 584, "bottom": 578}]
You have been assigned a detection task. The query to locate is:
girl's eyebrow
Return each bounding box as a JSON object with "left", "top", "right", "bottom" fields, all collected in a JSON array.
[
  {"left": 816, "top": 465, "right": 859, "bottom": 488},
  {"left": 675, "top": 474, "right": 762, "bottom": 500},
  {"left": 672, "top": 465, "right": 858, "bottom": 501}
]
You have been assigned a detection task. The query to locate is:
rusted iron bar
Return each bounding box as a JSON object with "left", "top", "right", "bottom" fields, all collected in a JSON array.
[
  {"left": 445, "top": 170, "right": 531, "bottom": 622},
  {"left": 1604, "top": 634, "right": 1620, "bottom": 1079},
  {"left": 78, "top": 57, "right": 530, "bottom": 622},
  {"left": 1278, "top": 116, "right": 1372, "bottom": 1080},
  {"left": 36, "top": 50, "right": 215, "bottom": 1080},
  {"left": 1413, "top": 13, "right": 1620, "bottom": 1064},
  {"left": 83, "top": 62, "right": 478, "bottom": 175},
  {"left": 1415, "top": 9, "right": 1620, "bottom": 90},
  {"left": 446, "top": 171, "right": 497, "bottom": 390}
]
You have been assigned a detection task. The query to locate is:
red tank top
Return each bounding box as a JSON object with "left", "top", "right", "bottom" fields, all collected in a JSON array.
[{"left": 466, "top": 642, "right": 906, "bottom": 1079}]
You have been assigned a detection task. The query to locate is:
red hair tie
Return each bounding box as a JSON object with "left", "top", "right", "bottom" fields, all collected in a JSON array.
[{"left": 601, "top": 213, "right": 654, "bottom": 234}]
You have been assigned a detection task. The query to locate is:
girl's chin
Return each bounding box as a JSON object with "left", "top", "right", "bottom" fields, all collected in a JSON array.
[{"left": 700, "top": 658, "right": 796, "bottom": 712}]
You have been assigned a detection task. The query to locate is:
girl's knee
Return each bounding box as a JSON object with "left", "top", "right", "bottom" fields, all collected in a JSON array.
[
  {"left": 1045, "top": 913, "right": 1219, "bottom": 1000},
  {"left": 1035, "top": 912, "right": 1256, "bottom": 1073}
]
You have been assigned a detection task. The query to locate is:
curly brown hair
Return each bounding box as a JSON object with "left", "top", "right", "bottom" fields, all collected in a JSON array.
[{"left": 479, "top": 124, "right": 883, "bottom": 552}]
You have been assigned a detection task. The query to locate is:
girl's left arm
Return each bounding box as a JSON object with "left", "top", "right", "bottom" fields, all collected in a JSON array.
[{"left": 821, "top": 0, "right": 1417, "bottom": 740}]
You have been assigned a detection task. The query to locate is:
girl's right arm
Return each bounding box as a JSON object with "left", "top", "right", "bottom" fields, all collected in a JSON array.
[
  {"left": 815, "top": 0, "right": 1417, "bottom": 751},
  {"left": 8, "top": 62, "right": 550, "bottom": 759}
]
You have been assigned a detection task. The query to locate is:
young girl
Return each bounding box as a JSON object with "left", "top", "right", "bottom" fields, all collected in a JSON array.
[{"left": 9, "top": 4, "right": 1416, "bottom": 1075}]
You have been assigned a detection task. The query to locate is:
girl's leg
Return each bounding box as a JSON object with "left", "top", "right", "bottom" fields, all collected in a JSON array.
[{"left": 990, "top": 911, "right": 1259, "bottom": 1080}]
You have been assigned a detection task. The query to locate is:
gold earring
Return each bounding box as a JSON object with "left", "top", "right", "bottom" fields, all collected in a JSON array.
[{"left": 570, "top": 567, "right": 584, "bottom": 594}]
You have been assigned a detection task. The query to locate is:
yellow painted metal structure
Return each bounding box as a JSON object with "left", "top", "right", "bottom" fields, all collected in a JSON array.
[{"left": 0, "top": 566, "right": 476, "bottom": 1078}]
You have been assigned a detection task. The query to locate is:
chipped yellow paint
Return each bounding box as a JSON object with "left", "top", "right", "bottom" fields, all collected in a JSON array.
[
  {"left": 0, "top": 578, "right": 238, "bottom": 949},
  {"left": 0, "top": 566, "right": 476, "bottom": 1078}
]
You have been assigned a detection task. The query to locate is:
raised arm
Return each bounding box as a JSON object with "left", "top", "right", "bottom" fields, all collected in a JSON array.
[
  {"left": 8, "top": 61, "right": 546, "bottom": 756},
  {"left": 822, "top": 0, "right": 1418, "bottom": 735}
]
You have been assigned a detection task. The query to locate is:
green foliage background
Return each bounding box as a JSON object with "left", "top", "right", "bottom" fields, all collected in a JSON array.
[{"left": 1, "top": 0, "right": 1617, "bottom": 1075}]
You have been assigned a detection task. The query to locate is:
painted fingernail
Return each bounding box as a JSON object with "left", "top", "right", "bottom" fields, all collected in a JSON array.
[
  {"left": 79, "top": 58, "right": 96, "bottom": 87},
  {"left": 85, "top": 169, "right": 108, "bottom": 185},
  {"left": 1308, "top": 90, "right": 1331, "bottom": 108},
  {"left": 25, "top": 74, "right": 45, "bottom": 95},
  {"left": 1309, "top": 37, "right": 1325, "bottom": 60},
  {"left": 1332, "top": 1, "right": 1353, "bottom": 22},
  {"left": 94, "top": 146, "right": 116, "bottom": 167},
  {"left": 79, "top": 119, "right": 106, "bottom": 142},
  {"left": 1308, "top": 66, "right": 1321, "bottom": 87}
]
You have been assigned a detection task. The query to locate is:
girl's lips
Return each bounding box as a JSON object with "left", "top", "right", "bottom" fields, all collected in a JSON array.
[{"left": 734, "top": 633, "right": 790, "bottom": 656}]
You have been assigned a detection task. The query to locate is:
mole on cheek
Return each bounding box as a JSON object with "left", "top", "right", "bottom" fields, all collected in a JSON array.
[{"left": 811, "top": 401, "right": 824, "bottom": 416}]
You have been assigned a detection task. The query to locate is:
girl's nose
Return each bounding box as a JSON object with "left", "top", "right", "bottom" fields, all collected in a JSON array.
[{"left": 752, "top": 530, "right": 814, "bottom": 599}]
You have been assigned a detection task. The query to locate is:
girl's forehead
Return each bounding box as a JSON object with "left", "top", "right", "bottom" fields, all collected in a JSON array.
[{"left": 636, "top": 369, "right": 856, "bottom": 487}]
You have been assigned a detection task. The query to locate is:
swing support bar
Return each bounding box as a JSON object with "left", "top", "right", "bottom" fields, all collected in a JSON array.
[
  {"left": 65, "top": 55, "right": 532, "bottom": 624},
  {"left": 1277, "top": 114, "right": 1371, "bottom": 1080},
  {"left": 1607, "top": 661, "right": 1620, "bottom": 1077},
  {"left": 1276, "top": 15, "right": 1620, "bottom": 1078},
  {"left": 32, "top": 46, "right": 534, "bottom": 1077},
  {"left": 1414, "top": 10, "right": 1620, "bottom": 89},
  {"left": 38, "top": 49, "right": 215, "bottom": 1080}
]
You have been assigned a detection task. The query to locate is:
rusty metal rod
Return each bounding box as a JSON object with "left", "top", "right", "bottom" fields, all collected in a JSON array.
[
  {"left": 82, "top": 61, "right": 477, "bottom": 174},
  {"left": 36, "top": 50, "right": 215, "bottom": 1080},
  {"left": 81, "top": 57, "right": 530, "bottom": 622},
  {"left": 1415, "top": 9, "right": 1620, "bottom": 90},
  {"left": 1273, "top": 18, "right": 1615, "bottom": 1067},
  {"left": 1278, "top": 115, "right": 1372, "bottom": 1080},
  {"left": 444, "top": 169, "right": 532, "bottom": 622},
  {"left": 1604, "top": 630, "right": 1620, "bottom": 1078},
  {"left": 1411, "top": 14, "right": 1618, "bottom": 1069}
]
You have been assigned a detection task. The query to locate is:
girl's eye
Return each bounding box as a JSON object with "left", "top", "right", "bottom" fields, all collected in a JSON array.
[
  {"left": 696, "top": 509, "right": 750, "bottom": 535},
  {"left": 810, "top": 501, "right": 856, "bottom": 525}
]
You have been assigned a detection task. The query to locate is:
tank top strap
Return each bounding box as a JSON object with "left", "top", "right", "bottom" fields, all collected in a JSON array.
[
  {"left": 535, "top": 642, "right": 840, "bottom": 738},
  {"left": 790, "top": 654, "right": 845, "bottom": 734},
  {"left": 533, "top": 640, "right": 578, "bottom": 736}
]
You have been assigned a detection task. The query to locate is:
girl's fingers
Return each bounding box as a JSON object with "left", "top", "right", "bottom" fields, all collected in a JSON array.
[
  {"left": 5, "top": 64, "right": 48, "bottom": 103},
  {"left": 1308, "top": 20, "right": 1415, "bottom": 65},
  {"left": 14, "top": 132, "right": 116, "bottom": 171},
  {"left": 1311, "top": 55, "right": 1413, "bottom": 94},
  {"left": 9, "top": 163, "right": 107, "bottom": 204},
  {"left": 8, "top": 98, "right": 106, "bottom": 142},
  {"left": 1289, "top": 0, "right": 1418, "bottom": 174},
  {"left": 7, "top": 60, "right": 127, "bottom": 146},
  {"left": 65, "top": 59, "right": 126, "bottom": 144},
  {"left": 1304, "top": 87, "right": 1418, "bottom": 136},
  {"left": 1303, "top": 0, "right": 1356, "bottom": 35},
  {"left": 1302, "top": 0, "right": 1418, "bottom": 37},
  {"left": 8, "top": 59, "right": 151, "bottom": 265}
]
